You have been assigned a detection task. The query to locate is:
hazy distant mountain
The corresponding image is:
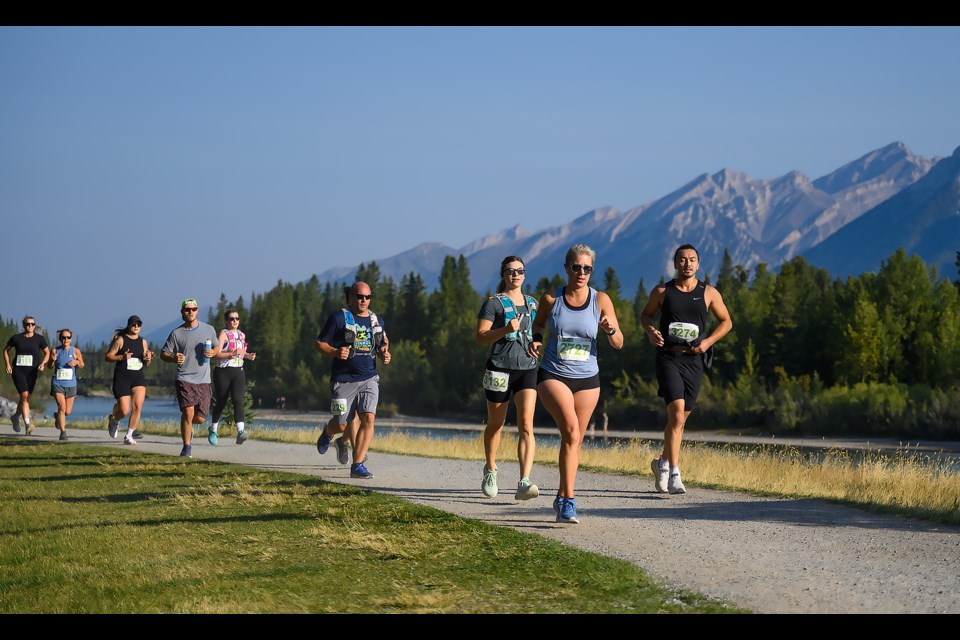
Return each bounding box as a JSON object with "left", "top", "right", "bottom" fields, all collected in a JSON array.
[
  {"left": 801, "top": 144, "right": 960, "bottom": 280},
  {"left": 313, "top": 141, "right": 945, "bottom": 295}
]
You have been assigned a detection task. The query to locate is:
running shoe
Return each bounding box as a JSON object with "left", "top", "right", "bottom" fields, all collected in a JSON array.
[
  {"left": 556, "top": 497, "right": 579, "bottom": 524},
  {"left": 59, "top": 431, "right": 69, "bottom": 441},
  {"left": 482, "top": 467, "right": 498, "bottom": 497},
  {"left": 180, "top": 444, "right": 192, "bottom": 458},
  {"left": 11, "top": 413, "right": 21, "bottom": 433},
  {"left": 316, "top": 430, "right": 331, "bottom": 455},
  {"left": 25, "top": 423, "right": 35, "bottom": 436},
  {"left": 236, "top": 430, "right": 248, "bottom": 445},
  {"left": 131, "top": 429, "right": 144, "bottom": 440},
  {"left": 123, "top": 435, "right": 137, "bottom": 446},
  {"left": 515, "top": 477, "right": 539, "bottom": 501},
  {"left": 553, "top": 494, "right": 561, "bottom": 515},
  {"left": 207, "top": 427, "right": 218, "bottom": 446},
  {"left": 651, "top": 458, "right": 669, "bottom": 493},
  {"left": 335, "top": 436, "right": 349, "bottom": 465},
  {"left": 107, "top": 414, "right": 119, "bottom": 439},
  {"left": 350, "top": 461, "right": 374, "bottom": 479},
  {"left": 668, "top": 472, "right": 686, "bottom": 495}
]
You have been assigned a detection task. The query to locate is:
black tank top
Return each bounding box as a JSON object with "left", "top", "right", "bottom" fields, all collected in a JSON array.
[
  {"left": 659, "top": 279, "right": 707, "bottom": 349},
  {"left": 115, "top": 334, "right": 145, "bottom": 372}
]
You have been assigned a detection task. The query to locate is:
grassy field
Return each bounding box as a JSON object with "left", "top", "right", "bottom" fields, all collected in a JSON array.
[{"left": 0, "top": 438, "right": 744, "bottom": 614}]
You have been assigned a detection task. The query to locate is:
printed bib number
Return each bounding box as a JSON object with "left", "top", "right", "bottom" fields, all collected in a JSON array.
[
  {"left": 482, "top": 369, "right": 509, "bottom": 392},
  {"left": 126, "top": 358, "right": 143, "bottom": 371},
  {"left": 668, "top": 322, "right": 700, "bottom": 343},
  {"left": 557, "top": 337, "right": 591, "bottom": 362},
  {"left": 15, "top": 355, "right": 32, "bottom": 367},
  {"left": 331, "top": 398, "right": 348, "bottom": 415},
  {"left": 56, "top": 368, "right": 74, "bottom": 381}
]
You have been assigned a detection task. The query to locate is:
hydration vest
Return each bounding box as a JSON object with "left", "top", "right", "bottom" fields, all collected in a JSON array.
[
  {"left": 495, "top": 293, "right": 537, "bottom": 342},
  {"left": 342, "top": 308, "right": 384, "bottom": 357}
]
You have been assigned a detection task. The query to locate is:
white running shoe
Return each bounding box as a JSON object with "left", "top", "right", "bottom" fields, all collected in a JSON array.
[
  {"left": 668, "top": 472, "right": 686, "bottom": 495},
  {"left": 651, "top": 458, "right": 669, "bottom": 493}
]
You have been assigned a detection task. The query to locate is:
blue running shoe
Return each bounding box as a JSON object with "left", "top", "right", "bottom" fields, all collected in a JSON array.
[
  {"left": 236, "top": 430, "right": 248, "bottom": 445},
  {"left": 553, "top": 494, "right": 561, "bottom": 515},
  {"left": 350, "top": 461, "right": 374, "bottom": 479},
  {"left": 556, "top": 497, "right": 579, "bottom": 524},
  {"left": 207, "top": 427, "right": 218, "bottom": 446},
  {"left": 316, "top": 430, "right": 331, "bottom": 455},
  {"left": 180, "top": 444, "right": 192, "bottom": 458},
  {"left": 107, "top": 413, "right": 119, "bottom": 439}
]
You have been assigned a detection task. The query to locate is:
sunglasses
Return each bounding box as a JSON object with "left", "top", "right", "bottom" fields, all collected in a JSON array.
[
  {"left": 60, "top": 335, "right": 72, "bottom": 340},
  {"left": 24, "top": 322, "right": 35, "bottom": 327},
  {"left": 131, "top": 322, "right": 142, "bottom": 327},
  {"left": 567, "top": 264, "right": 594, "bottom": 275},
  {"left": 354, "top": 294, "right": 372, "bottom": 301},
  {"left": 182, "top": 308, "right": 198, "bottom": 313},
  {"left": 227, "top": 317, "right": 240, "bottom": 321},
  {"left": 503, "top": 268, "right": 525, "bottom": 276}
]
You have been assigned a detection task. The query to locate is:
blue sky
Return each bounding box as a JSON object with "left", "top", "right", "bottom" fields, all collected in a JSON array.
[{"left": 3, "top": 26, "right": 959, "bottom": 341}]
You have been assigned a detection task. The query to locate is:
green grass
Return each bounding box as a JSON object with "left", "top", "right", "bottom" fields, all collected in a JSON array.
[{"left": 0, "top": 439, "right": 745, "bottom": 614}]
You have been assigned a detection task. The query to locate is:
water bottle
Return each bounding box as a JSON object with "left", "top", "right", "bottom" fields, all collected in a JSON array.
[{"left": 204, "top": 339, "right": 212, "bottom": 364}]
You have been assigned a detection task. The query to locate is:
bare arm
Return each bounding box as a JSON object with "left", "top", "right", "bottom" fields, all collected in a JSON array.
[
  {"left": 695, "top": 285, "right": 733, "bottom": 352},
  {"left": 525, "top": 292, "right": 554, "bottom": 358},
  {"left": 596, "top": 291, "right": 624, "bottom": 350},
  {"left": 74, "top": 347, "right": 85, "bottom": 369},
  {"left": 315, "top": 338, "right": 350, "bottom": 361},
  {"left": 640, "top": 286, "right": 666, "bottom": 347}
]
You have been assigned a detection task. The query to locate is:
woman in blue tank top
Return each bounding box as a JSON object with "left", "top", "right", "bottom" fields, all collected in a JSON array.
[
  {"left": 527, "top": 243, "right": 623, "bottom": 524},
  {"left": 47, "top": 328, "right": 85, "bottom": 441}
]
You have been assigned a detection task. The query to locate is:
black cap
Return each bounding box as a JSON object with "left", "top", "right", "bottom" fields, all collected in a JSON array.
[{"left": 127, "top": 315, "right": 142, "bottom": 326}]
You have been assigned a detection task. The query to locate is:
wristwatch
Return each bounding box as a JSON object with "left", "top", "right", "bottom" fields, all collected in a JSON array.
[{"left": 607, "top": 328, "right": 617, "bottom": 336}]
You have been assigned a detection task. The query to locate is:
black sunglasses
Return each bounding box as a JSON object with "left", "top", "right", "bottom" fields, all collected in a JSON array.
[
  {"left": 354, "top": 294, "right": 372, "bottom": 301},
  {"left": 131, "top": 322, "right": 142, "bottom": 327},
  {"left": 502, "top": 268, "right": 525, "bottom": 276},
  {"left": 24, "top": 322, "right": 35, "bottom": 327},
  {"left": 227, "top": 317, "right": 240, "bottom": 321},
  {"left": 60, "top": 335, "right": 72, "bottom": 340},
  {"left": 182, "top": 308, "right": 198, "bottom": 313},
  {"left": 567, "top": 264, "right": 594, "bottom": 275}
]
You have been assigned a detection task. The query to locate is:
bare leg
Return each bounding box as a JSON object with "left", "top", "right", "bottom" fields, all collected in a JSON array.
[
  {"left": 537, "top": 381, "right": 599, "bottom": 498},
  {"left": 662, "top": 400, "right": 690, "bottom": 467},
  {"left": 483, "top": 401, "right": 508, "bottom": 472},
  {"left": 513, "top": 388, "right": 537, "bottom": 480},
  {"left": 128, "top": 387, "right": 146, "bottom": 431},
  {"left": 54, "top": 392, "right": 67, "bottom": 432},
  {"left": 353, "top": 412, "right": 375, "bottom": 463},
  {"left": 18, "top": 391, "right": 30, "bottom": 423},
  {"left": 181, "top": 407, "right": 195, "bottom": 445}
]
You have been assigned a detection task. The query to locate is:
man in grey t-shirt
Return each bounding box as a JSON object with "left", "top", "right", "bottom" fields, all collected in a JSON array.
[{"left": 160, "top": 298, "right": 221, "bottom": 458}]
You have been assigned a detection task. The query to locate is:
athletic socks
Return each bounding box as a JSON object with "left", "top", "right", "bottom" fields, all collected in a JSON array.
[
  {"left": 236, "top": 421, "right": 245, "bottom": 432},
  {"left": 670, "top": 465, "right": 680, "bottom": 475},
  {"left": 210, "top": 422, "right": 219, "bottom": 434}
]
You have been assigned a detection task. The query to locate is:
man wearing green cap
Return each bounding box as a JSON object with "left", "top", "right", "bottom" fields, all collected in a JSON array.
[{"left": 160, "top": 298, "right": 221, "bottom": 458}]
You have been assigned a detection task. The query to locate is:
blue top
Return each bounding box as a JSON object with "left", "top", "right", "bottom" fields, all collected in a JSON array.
[
  {"left": 540, "top": 286, "right": 600, "bottom": 378},
  {"left": 317, "top": 310, "right": 386, "bottom": 383},
  {"left": 53, "top": 346, "right": 78, "bottom": 388}
]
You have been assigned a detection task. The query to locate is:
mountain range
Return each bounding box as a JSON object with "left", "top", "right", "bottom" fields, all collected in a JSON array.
[{"left": 314, "top": 141, "right": 959, "bottom": 296}]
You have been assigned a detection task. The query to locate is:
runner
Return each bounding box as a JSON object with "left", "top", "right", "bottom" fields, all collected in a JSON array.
[
  {"left": 47, "top": 328, "right": 84, "bottom": 441},
  {"left": 160, "top": 299, "right": 221, "bottom": 458},
  {"left": 527, "top": 244, "right": 623, "bottom": 524},
  {"left": 3, "top": 316, "right": 50, "bottom": 435},
  {"left": 209, "top": 308, "right": 257, "bottom": 445},
  {"left": 475, "top": 255, "right": 540, "bottom": 500},
  {"left": 641, "top": 243, "right": 732, "bottom": 494},
  {"left": 314, "top": 281, "right": 391, "bottom": 479},
  {"left": 105, "top": 315, "right": 154, "bottom": 446}
]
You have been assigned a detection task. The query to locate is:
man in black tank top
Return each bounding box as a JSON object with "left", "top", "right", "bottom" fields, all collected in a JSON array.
[{"left": 640, "top": 244, "right": 733, "bottom": 495}]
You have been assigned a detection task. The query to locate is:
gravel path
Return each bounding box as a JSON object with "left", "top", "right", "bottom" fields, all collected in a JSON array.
[{"left": 14, "top": 426, "right": 960, "bottom": 614}]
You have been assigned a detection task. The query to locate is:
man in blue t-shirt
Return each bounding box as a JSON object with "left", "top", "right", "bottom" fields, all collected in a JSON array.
[{"left": 314, "top": 281, "right": 391, "bottom": 479}]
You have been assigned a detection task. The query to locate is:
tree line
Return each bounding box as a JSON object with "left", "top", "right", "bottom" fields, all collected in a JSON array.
[{"left": 4, "top": 247, "right": 960, "bottom": 439}]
